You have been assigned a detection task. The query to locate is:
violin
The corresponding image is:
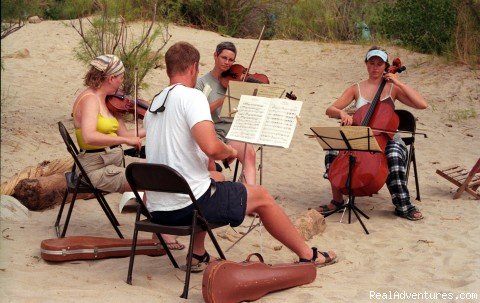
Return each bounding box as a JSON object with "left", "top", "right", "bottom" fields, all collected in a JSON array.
[
  {"left": 106, "top": 91, "right": 149, "bottom": 119},
  {"left": 220, "top": 64, "right": 299, "bottom": 100},
  {"left": 220, "top": 64, "right": 270, "bottom": 88},
  {"left": 328, "top": 58, "right": 406, "bottom": 197}
]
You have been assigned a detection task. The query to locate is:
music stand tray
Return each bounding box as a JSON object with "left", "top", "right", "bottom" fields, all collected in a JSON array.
[{"left": 310, "top": 126, "right": 382, "bottom": 235}]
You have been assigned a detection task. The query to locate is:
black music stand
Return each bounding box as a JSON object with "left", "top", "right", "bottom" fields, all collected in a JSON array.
[{"left": 310, "top": 126, "right": 382, "bottom": 235}]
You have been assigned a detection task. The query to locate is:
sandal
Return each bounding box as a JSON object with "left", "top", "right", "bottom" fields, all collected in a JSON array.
[
  {"left": 299, "top": 247, "right": 337, "bottom": 268},
  {"left": 394, "top": 208, "right": 424, "bottom": 221},
  {"left": 312, "top": 200, "right": 345, "bottom": 215},
  {"left": 181, "top": 251, "right": 210, "bottom": 273}
]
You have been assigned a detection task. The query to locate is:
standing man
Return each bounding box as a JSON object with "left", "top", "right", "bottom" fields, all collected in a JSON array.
[
  {"left": 144, "top": 42, "right": 337, "bottom": 271},
  {"left": 195, "top": 42, "right": 257, "bottom": 184}
]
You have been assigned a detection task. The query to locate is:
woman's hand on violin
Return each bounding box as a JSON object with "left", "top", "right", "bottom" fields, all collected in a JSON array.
[
  {"left": 339, "top": 111, "right": 353, "bottom": 126},
  {"left": 124, "top": 136, "right": 142, "bottom": 150}
]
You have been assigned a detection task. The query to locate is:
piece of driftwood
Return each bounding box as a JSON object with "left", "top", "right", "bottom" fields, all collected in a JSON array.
[
  {"left": 12, "top": 173, "right": 94, "bottom": 211},
  {"left": 1, "top": 158, "right": 73, "bottom": 195},
  {"left": 294, "top": 209, "right": 326, "bottom": 241}
]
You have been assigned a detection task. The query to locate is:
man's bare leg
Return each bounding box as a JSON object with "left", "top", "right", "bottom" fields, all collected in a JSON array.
[
  {"left": 245, "top": 184, "right": 335, "bottom": 263},
  {"left": 228, "top": 140, "right": 256, "bottom": 185}
]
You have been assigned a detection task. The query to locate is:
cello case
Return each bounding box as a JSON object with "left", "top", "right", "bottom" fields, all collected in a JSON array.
[
  {"left": 202, "top": 253, "right": 316, "bottom": 303},
  {"left": 40, "top": 236, "right": 165, "bottom": 262}
]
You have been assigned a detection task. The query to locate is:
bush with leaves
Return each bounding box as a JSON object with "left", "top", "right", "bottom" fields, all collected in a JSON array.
[
  {"left": 375, "top": 0, "right": 456, "bottom": 55},
  {"left": 72, "top": 0, "right": 171, "bottom": 95},
  {"left": 1, "top": 0, "right": 44, "bottom": 39}
]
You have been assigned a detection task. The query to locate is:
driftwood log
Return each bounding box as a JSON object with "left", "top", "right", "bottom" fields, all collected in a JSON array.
[
  {"left": 13, "top": 173, "right": 94, "bottom": 211},
  {"left": 1, "top": 158, "right": 73, "bottom": 195},
  {"left": 2, "top": 158, "right": 94, "bottom": 211}
]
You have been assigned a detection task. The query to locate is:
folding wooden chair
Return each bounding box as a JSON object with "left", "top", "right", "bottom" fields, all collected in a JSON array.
[
  {"left": 436, "top": 158, "right": 480, "bottom": 199},
  {"left": 125, "top": 162, "right": 226, "bottom": 299},
  {"left": 54, "top": 122, "right": 124, "bottom": 238},
  {"left": 395, "top": 109, "right": 422, "bottom": 201}
]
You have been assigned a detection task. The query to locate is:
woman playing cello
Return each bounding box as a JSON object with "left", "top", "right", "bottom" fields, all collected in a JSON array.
[{"left": 316, "top": 46, "right": 428, "bottom": 221}]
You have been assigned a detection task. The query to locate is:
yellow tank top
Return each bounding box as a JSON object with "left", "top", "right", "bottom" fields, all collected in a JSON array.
[{"left": 73, "top": 93, "right": 120, "bottom": 150}]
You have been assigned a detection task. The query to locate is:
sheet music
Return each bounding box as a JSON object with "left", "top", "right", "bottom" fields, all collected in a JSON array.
[
  {"left": 220, "top": 82, "right": 289, "bottom": 117},
  {"left": 256, "top": 84, "right": 286, "bottom": 98},
  {"left": 220, "top": 82, "right": 258, "bottom": 117},
  {"left": 227, "top": 95, "right": 303, "bottom": 148}
]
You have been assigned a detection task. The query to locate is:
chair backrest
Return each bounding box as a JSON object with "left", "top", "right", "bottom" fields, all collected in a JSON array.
[
  {"left": 58, "top": 121, "right": 80, "bottom": 155},
  {"left": 58, "top": 121, "right": 95, "bottom": 187},
  {"left": 125, "top": 162, "right": 199, "bottom": 216},
  {"left": 395, "top": 109, "right": 416, "bottom": 145}
]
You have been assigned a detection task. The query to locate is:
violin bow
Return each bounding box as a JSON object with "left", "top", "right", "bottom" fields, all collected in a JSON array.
[
  {"left": 244, "top": 25, "right": 265, "bottom": 80},
  {"left": 234, "top": 25, "right": 266, "bottom": 184},
  {"left": 133, "top": 67, "right": 141, "bottom": 157}
]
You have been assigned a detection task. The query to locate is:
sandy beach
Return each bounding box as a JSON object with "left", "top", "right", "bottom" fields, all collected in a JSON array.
[{"left": 1, "top": 21, "right": 479, "bottom": 302}]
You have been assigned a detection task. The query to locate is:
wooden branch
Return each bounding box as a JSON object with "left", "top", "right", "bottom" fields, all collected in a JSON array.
[
  {"left": 71, "top": 18, "right": 96, "bottom": 58},
  {"left": 130, "top": 1, "right": 158, "bottom": 55},
  {"left": 1, "top": 21, "right": 25, "bottom": 40}
]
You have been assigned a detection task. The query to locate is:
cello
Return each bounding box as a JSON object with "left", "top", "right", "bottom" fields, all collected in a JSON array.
[{"left": 328, "top": 58, "right": 406, "bottom": 196}]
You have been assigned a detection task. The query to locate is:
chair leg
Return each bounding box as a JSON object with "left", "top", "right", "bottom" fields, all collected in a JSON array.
[
  {"left": 60, "top": 194, "right": 77, "bottom": 238},
  {"left": 55, "top": 188, "right": 69, "bottom": 237},
  {"left": 181, "top": 210, "right": 198, "bottom": 299},
  {"left": 207, "top": 226, "right": 226, "bottom": 260},
  {"left": 98, "top": 192, "right": 120, "bottom": 226},
  {"left": 411, "top": 148, "right": 421, "bottom": 201},
  {"left": 93, "top": 190, "right": 124, "bottom": 239},
  {"left": 156, "top": 233, "right": 179, "bottom": 268},
  {"left": 126, "top": 226, "right": 139, "bottom": 285}
]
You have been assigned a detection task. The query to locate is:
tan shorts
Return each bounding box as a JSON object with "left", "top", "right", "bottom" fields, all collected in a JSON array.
[{"left": 77, "top": 146, "right": 126, "bottom": 193}]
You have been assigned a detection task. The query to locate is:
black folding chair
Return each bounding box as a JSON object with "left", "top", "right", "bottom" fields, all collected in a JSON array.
[
  {"left": 125, "top": 162, "right": 226, "bottom": 299},
  {"left": 54, "top": 122, "right": 124, "bottom": 238},
  {"left": 395, "top": 109, "right": 421, "bottom": 201}
]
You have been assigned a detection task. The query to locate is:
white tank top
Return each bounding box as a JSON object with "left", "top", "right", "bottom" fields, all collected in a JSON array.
[{"left": 355, "top": 82, "right": 394, "bottom": 109}]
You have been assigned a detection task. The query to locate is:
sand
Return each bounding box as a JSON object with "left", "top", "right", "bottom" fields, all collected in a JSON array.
[{"left": 1, "top": 20, "right": 479, "bottom": 302}]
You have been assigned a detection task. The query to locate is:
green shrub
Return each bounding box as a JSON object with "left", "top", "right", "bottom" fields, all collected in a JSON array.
[
  {"left": 43, "top": 0, "right": 95, "bottom": 20},
  {"left": 175, "top": 0, "right": 264, "bottom": 37},
  {"left": 375, "top": 0, "right": 456, "bottom": 55},
  {"left": 453, "top": 0, "right": 480, "bottom": 65},
  {"left": 73, "top": 0, "right": 171, "bottom": 95}
]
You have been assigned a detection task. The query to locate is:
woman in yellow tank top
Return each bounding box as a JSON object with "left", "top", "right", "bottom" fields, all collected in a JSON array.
[
  {"left": 72, "top": 55, "right": 185, "bottom": 250},
  {"left": 72, "top": 54, "right": 145, "bottom": 194}
]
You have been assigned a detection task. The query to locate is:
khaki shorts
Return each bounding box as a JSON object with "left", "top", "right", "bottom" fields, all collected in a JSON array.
[{"left": 77, "top": 146, "right": 126, "bottom": 193}]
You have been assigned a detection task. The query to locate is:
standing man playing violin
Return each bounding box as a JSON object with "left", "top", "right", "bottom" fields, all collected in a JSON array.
[
  {"left": 316, "top": 46, "right": 428, "bottom": 221},
  {"left": 195, "top": 42, "right": 257, "bottom": 184}
]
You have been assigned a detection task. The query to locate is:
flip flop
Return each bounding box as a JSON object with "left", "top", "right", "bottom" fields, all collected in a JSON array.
[{"left": 165, "top": 240, "right": 185, "bottom": 251}]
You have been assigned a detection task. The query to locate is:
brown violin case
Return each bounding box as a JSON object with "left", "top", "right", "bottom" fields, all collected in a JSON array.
[
  {"left": 202, "top": 253, "right": 316, "bottom": 303},
  {"left": 40, "top": 236, "right": 165, "bottom": 262}
]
